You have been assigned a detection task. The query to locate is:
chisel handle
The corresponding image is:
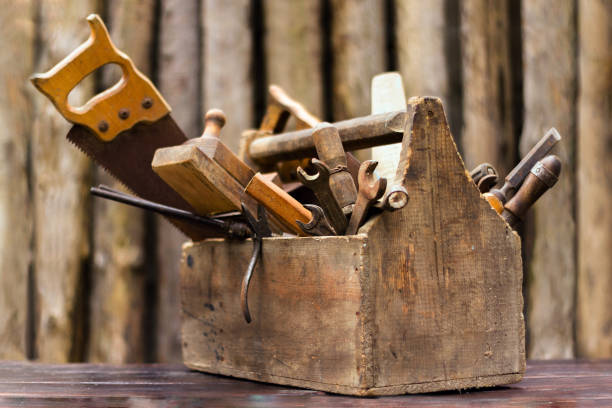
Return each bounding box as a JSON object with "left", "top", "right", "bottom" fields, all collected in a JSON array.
[
  {"left": 502, "top": 155, "right": 561, "bottom": 228},
  {"left": 30, "top": 14, "right": 170, "bottom": 142},
  {"left": 245, "top": 173, "right": 312, "bottom": 236}
]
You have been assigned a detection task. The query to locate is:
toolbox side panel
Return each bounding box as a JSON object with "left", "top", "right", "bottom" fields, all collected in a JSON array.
[
  {"left": 363, "top": 97, "right": 525, "bottom": 393},
  {"left": 180, "top": 236, "right": 368, "bottom": 392}
]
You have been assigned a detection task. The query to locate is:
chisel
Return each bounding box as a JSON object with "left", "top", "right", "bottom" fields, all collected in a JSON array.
[
  {"left": 484, "top": 128, "right": 561, "bottom": 213},
  {"left": 502, "top": 155, "right": 561, "bottom": 228}
]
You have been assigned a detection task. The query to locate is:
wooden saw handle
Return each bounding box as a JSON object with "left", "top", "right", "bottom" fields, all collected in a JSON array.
[{"left": 30, "top": 14, "right": 170, "bottom": 142}]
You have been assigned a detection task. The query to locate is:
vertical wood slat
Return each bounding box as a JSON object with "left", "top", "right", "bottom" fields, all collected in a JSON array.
[
  {"left": 460, "top": 0, "right": 515, "bottom": 175},
  {"left": 331, "top": 0, "right": 385, "bottom": 162},
  {"left": 264, "top": 0, "right": 323, "bottom": 119},
  {"left": 0, "top": 0, "right": 34, "bottom": 360},
  {"left": 576, "top": 0, "right": 612, "bottom": 358},
  {"left": 1, "top": 0, "right": 608, "bottom": 363},
  {"left": 521, "top": 0, "right": 577, "bottom": 359},
  {"left": 395, "top": 0, "right": 449, "bottom": 104},
  {"left": 87, "top": 0, "right": 155, "bottom": 363},
  {"left": 331, "top": 0, "right": 385, "bottom": 121},
  {"left": 202, "top": 0, "right": 253, "bottom": 152},
  {"left": 391, "top": 0, "right": 454, "bottom": 166},
  {"left": 157, "top": 0, "right": 201, "bottom": 363},
  {"left": 32, "top": 0, "right": 96, "bottom": 362}
]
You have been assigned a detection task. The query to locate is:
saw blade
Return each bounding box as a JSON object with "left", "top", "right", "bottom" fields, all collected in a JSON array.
[{"left": 68, "top": 115, "right": 225, "bottom": 240}]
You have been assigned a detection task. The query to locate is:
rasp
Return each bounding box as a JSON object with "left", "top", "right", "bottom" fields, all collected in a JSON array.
[{"left": 30, "top": 14, "right": 214, "bottom": 240}]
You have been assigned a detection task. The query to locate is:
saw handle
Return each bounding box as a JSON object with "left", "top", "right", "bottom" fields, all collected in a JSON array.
[{"left": 30, "top": 14, "right": 170, "bottom": 142}]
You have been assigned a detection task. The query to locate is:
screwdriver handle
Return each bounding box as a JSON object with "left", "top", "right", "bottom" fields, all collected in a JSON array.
[{"left": 502, "top": 155, "right": 561, "bottom": 228}]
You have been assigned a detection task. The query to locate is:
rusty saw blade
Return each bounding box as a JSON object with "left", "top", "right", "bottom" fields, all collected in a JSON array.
[{"left": 30, "top": 14, "right": 220, "bottom": 240}]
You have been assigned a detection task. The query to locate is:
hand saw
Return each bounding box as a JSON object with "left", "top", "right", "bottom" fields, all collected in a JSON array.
[{"left": 30, "top": 14, "right": 217, "bottom": 240}]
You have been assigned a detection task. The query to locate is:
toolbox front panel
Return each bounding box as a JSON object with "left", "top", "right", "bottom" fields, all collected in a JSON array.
[{"left": 180, "top": 236, "right": 369, "bottom": 390}]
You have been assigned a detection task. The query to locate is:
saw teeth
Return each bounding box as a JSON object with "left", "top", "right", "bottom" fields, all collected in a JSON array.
[
  {"left": 65, "top": 123, "right": 219, "bottom": 239},
  {"left": 66, "top": 134, "right": 133, "bottom": 194}
]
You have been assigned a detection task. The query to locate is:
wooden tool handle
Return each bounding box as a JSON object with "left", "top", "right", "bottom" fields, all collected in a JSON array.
[
  {"left": 502, "top": 155, "right": 561, "bottom": 227},
  {"left": 248, "top": 111, "right": 407, "bottom": 165},
  {"left": 202, "top": 109, "right": 226, "bottom": 138},
  {"left": 313, "top": 123, "right": 357, "bottom": 213},
  {"left": 185, "top": 109, "right": 227, "bottom": 143},
  {"left": 268, "top": 85, "right": 320, "bottom": 129},
  {"left": 245, "top": 173, "right": 311, "bottom": 236},
  {"left": 30, "top": 14, "right": 170, "bottom": 142}
]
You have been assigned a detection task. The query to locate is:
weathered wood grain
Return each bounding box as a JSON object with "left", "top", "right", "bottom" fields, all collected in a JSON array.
[
  {"left": 576, "top": 0, "right": 612, "bottom": 358},
  {"left": 521, "top": 0, "right": 576, "bottom": 359},
  {"left": 182, "top": 99, "right": 524, "bottom": 394},
  {"left": 0, "top": 0, "right": 33, "bottom": 360},
  {"left": 87, "top": 0, "right": 154, "bottom": 363},
  {"left": 331, "top": 0, "right": 385, "bottom": 163},
  {"left": 152, "top": 145, "right": 245, "bottom": 215},
  {"left": 202, "top": 0, "right": 253, "bottom": 153},
  {"left": 157, "top": 0, "right": 201, "bottom": 363},
  {"left": 331, "top": 0, "right": 385, "bottom": 121},
  {"left": 395, "top": 0, "right": 451, "bottom": 113},
  {"left": 264, "top": 0, "right": 323, "bottom": 119},
  {"left": 362, "top": 97, "right": 524, "bottom": 393},
  {"left": 31, "top": 0, "right": 96, "bottom": 362},
  {"left": 390, "top": 0, "right": 454, "bottom": 174},
  {"left": 181, "top": 236, "right": 367, "bottom": 393},
  {"left": 0, "top": 360, "right": 610, "bottom": 405},
  {"left": 460, "top": 0, "right": 515, "bottom": 175}
]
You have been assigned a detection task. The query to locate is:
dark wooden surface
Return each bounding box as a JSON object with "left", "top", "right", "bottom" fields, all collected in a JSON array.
[{"left": 0, "top": 360, "right": 609, "bottom": 407}]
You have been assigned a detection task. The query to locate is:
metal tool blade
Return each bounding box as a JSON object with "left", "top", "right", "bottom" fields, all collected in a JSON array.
[{"left": 67, "top": 116, "right": 222, "bottom": 240}]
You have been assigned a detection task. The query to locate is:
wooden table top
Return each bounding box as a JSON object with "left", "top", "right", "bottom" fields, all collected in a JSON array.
[{"left": 0, "top": 360, "right": 610, "bottom": 407}]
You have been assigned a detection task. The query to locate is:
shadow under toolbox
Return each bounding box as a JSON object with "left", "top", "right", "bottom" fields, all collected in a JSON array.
[{"left": 179, "top": 98, "right": 525, "bottom": 396}]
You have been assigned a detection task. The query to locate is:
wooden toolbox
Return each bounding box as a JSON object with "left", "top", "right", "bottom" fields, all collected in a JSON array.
[{"left": 179, "top": 98, "right": 525, "bottom": 396}]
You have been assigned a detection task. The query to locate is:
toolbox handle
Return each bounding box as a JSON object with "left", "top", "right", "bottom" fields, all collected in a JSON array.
[{"left": 30, "top": 14, "right": 170, "bottom": 142}]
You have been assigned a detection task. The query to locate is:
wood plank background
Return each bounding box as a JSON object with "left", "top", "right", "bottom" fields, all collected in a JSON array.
[{"left": 0, "top": 0, "right": 609, "bottom": 363}]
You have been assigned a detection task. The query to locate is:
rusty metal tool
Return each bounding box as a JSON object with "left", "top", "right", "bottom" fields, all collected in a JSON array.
[
  {"left": 470, "top": 163, "right": 499, "bottom": 193},
  {"left": 312, "top": 123, "right": 358, "bottom": 214},
  {"left": 30, "top": 14, "right": 216, "bottom": 240},
  {"left": 484, "top": 128, "right": 561, "bottom": 213},
  {"left": 346, "top": 161, "right": 387, "bottom": 235},
  {"left": 240, "top": 203, "right": 272, "bottom": 323},
  {"left": 502, "top": 155, "right": 561, "bottom": 229},
  {"left": 90, "top": 185, "right": 251, "bottom": 239},
  {"left": 296, "top": 204, "right": 337, "bottom": 236},
  {"left": 296, "top": 159, "right": 348, "bottom": 235}
]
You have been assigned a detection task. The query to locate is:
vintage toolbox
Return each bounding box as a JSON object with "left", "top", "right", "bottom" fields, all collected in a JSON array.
[{"left": 179, "top": 97, "right": 525, "bottom": 396}]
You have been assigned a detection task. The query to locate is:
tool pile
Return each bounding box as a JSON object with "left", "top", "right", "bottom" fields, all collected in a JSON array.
[{"left": 31, "top": 15, "right": 561, "bottom": 324}]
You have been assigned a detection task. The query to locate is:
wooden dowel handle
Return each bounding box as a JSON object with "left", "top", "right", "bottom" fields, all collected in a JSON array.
[
  {"left": 244, "top": 173, "right": 311, "bottom": 236},
  {"left": 248, "top": 111, "right": 407, "bottom": 165},
  {"left": 202, "top": 109, "right": 226, "bottom": 138}
]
